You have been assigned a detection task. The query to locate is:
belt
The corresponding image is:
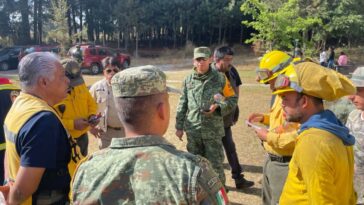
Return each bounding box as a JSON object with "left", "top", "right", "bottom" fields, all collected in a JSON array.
[
  {"left": 268, "top": 153, "right": 292, "bottom": 163},
  {"left": 107, "top": 125, "right": 122, "bottom": 130}
]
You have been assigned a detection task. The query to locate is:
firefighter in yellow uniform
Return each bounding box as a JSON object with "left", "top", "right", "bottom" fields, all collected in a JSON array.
[
  {"left": 0, "top": 78, "right": 19, "bottom": 184},
  {"left": 248, "top": 51, "right": 300, "bottom": 205},
  {"left": 54, "top": 59, "right": 98, "bottom": 177},
  {"left": 274, "top": 62, "right": 356, "bottom": 204}
]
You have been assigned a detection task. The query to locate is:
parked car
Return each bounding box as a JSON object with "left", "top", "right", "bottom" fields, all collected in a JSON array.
[
  {"left": 0, "top": 46, "right": 27, "bottom": 71},
  {"left": 24, "top": 45, "right": 60, "bottom": 54},
  {"left": 68, "top": 44, "right": 131, "bottom": 74}
]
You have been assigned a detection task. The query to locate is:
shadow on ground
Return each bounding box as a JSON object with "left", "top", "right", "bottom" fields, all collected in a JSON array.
[
  {"left": 226, "top": 185, "right": 261, "bottom": 197},
  {"left": 224, "top": 163, "right": 263, "bottom": 174}
]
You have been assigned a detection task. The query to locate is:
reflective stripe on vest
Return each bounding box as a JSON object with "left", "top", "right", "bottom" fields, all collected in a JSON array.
[
  {"left": 0, "top": 84, "right": 18, "bottom": 91},
  {"left": 0, "top": 143, "right": 5, "bottom": 151},
  {"left": 4, "top": 92, "right": 63, "bottom": 205}
]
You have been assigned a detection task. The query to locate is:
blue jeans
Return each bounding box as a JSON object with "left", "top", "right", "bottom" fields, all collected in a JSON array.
[{"left": 327, "top": 59, "right": 335, "bottom": 69}]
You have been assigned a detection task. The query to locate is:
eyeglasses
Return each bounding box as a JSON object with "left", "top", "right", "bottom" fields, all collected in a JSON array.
[
  {"left": 195, "top": 57, "right": 208, "bottom": 62},
  {"left": 105, "top": 68, "right": 119, "bottom": 74}
]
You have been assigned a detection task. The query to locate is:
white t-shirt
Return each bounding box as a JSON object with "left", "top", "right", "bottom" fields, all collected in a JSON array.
[{"left": 319, "top": 51, "right": 327, "bottom": 63}]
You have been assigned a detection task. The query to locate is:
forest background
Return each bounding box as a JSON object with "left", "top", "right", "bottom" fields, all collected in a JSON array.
[{"left": 0, "top": 0, "right": 364, "bottom": 57}]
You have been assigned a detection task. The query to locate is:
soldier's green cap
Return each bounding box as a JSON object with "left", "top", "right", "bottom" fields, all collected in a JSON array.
[
  {"left": 194, "top": 47, "right": 211, "bottom": 59},
  {"left": 111, "top": 65, "right": 179, "bottom": 97}
]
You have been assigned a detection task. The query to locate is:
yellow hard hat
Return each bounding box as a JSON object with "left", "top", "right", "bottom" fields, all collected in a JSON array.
[
  {"left": 257, "top": 50, "right": 292, "bottom": 84},
  {"left": 273, "top": 62, "right": 356, "bottom": 101}
]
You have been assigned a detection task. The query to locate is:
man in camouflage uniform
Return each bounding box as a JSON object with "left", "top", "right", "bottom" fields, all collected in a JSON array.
[
  {"left": 346, "top": 66, "right": 364, "bottom": 204},
  {"left": 175, "top": 46, "right": 238, "bottom": 186},
  {"left": 71, "top": 65, "right": 229, "bottom": 204}
]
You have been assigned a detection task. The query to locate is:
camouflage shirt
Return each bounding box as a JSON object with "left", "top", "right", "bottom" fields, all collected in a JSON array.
[
  {"left": 175, "top": 67, "right": 238, "bottom": 139},
  {"left": 346, "top": 109, "right": 364, "bottom": 167},
  {"left": 71, "top": 135, "right": 227, "bottom": 204},
  {"left": 326, "top": 97, "right": 355, "bottom": 124}
]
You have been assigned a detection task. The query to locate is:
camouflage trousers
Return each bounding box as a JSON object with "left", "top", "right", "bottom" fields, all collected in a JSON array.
[
  {"left": 355, "top": 165, "right": 364, "bottom": 204},
  {"left": 186, "top": 134, "right": 225, "bottom": 185}
]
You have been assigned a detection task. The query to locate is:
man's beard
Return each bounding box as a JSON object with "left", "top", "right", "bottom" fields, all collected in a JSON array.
[{"left": 285, "top": 111, "right": 303, "bottom": 123}]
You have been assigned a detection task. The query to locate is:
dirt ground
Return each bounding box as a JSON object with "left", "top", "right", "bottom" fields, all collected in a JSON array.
[{"left": 83, "top": 53, "right": 270, "bottom": 205}]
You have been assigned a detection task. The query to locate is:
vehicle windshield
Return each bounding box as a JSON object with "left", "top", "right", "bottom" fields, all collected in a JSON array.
[{"left": 109, "top": 48, "right": 117, "bottom": 56}]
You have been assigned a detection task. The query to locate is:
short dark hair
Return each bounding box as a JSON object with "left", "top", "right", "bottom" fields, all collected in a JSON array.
[
  {"left": 114, "top": 93, "right": 164, "bottom": 131},
  {"left": 102, "top": 56, "right": 120, "bottom": 70},
  {"left": 298, "top": 93, "right": 323, "bottom": 106},
  {"left": 214, "top": 46, "right": 234, "bottom": 61}
]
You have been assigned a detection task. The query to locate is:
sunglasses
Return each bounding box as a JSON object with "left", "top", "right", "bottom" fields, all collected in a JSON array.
[{"left": 105, "top": 68, "right": 119, "bottom": 74}]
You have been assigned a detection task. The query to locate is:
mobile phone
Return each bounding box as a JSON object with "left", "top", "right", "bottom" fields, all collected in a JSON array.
[
  {"left": 245, "top": 120, "right": 263, "bottom": 130},
  {"left": 88, "top": 114, "right": 102, "bottom": 124}
]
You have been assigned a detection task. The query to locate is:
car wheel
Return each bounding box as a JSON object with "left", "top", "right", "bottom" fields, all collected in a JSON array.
[
  {"left": 122, "top": 61, "right": 130, "bottom": 69},
  {"left": 90, "top": 63, "right": 101, "bottom": 75},
  {"left": 0, "top": 62, "right": 9, "bottom": 71}
]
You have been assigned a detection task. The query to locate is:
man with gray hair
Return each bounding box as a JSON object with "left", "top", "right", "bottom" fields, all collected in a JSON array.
[
  {"left": 346, "top": 66, "right": 364, "bottom": 204},
  {"left": 4, "top": 52, "right": 71, "bottom": 204},
  {"left": 72, "top": 65, "right": 228, "bottom": 204}
]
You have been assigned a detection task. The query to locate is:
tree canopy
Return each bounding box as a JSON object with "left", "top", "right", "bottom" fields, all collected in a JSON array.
[
  {"left": 241, "top": 0, "right": 364, "bottom": 53},
  {"left": 0, "top": 0, "right": 363, "bottom": 55},
  {"left": 0, "top": 0, "right": 248, "bottom": 53}
]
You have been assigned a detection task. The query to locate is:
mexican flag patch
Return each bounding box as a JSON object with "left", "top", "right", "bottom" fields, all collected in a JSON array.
[{"left": 215, "top": 187, "right": 228, "bottom": 205}]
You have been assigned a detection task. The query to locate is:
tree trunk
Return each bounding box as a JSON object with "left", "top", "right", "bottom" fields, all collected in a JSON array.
[
  {"left": 118, "top": 31, "right": 121, "bottom": 48},
  {"left": 102, "top": 30, "right": 106, "bottom": 46},
  {"left": 66, "top": 0, "right": 72, "bottom": 40},
  {"left": 240, "top": 25, "right": 243, "bottom": 45},
  {"left": 79, "top": 0, "right": 83, "bottom": 42},
  {"left": 149, "top": 28, "right": 152, "bottom": 48},
  {"left": 19, "top": 0, "right": 31, "bottom": 44},
  {"left": 185, "top": 25, "right": 189, "bottom": 45},
  {"left": 173, "top": 21, "right": 177, "bottom": 49},
  {"left": 33, "top": 0, "right": 38, "bottom": 44},
  {"left": 218, "top": 17, "right": 222, "bottom": 45},
  {"left": 86, "top": 8, "right": 94, "bottom": 41},
  {"left": 135, "top": 29, "right": 139, "bottom": 58},
  {"left": 37, "top": 0, "right": 42, "bottom": 44},
  {"left": 71, "top": 1, "right": 77, "bottom": 35},
  {"left": 124, "top": 27, "right": 129, "bottom": 51}
]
